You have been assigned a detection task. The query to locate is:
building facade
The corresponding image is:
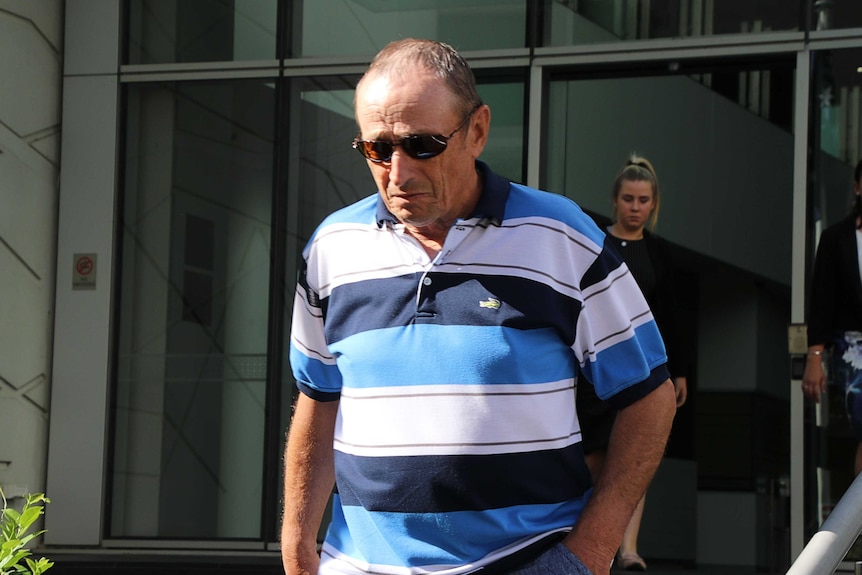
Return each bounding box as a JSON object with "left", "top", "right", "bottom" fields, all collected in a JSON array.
[{"left": 2, "top": 0, "right": 862, "bottom": 572}]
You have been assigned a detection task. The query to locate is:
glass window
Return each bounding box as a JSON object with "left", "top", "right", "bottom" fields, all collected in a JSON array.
[
  {"left": 544, "top": 0, "right": 801, "bottom": 46},
  {"left": 111, "top": 79, "right": 275, "bottom": 539},
  {"left": 545, "top": 63, "right": 795, "bottom": 289},
  {"left": 807, "top": 45, "right": 862, "bottom": 562},
  {"left": 545, "top": 65, "right": 796, "bottom": 563},
  {"left": 812, "top": 0, "right": 862, "bottom": 31},
  {"left": 476, "top": 76, "right": 527, "bottom": 184},
  {"left": 291, "top": 0, "right": 527, "bottom": 58},
  {"left": 125, "top": 0, "right": 278, "bottom": 64}
]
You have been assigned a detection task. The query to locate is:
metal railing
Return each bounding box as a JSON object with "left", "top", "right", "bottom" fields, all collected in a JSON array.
[{"left": 786, "top": 472, "right": 862, "bottom": 574}]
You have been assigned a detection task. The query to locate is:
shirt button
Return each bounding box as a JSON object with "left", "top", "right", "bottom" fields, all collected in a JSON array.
[{"left": 423, "top": 277, "right": 432, "bottom": 286}]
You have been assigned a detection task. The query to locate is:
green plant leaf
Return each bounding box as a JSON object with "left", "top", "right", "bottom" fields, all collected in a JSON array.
[
  {"left": 0, "top": 490, "right": 52, "bottom": 574},
  {"left": 17, "top": 508, "right": 41, "bottom": 533}
]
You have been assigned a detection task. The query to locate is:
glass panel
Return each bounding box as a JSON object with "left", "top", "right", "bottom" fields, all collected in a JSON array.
[
  {"left": 111, "top": 79, "right": 275, "bottom": 539},
  {"left": 545, "top": 64, "right": 795, "bottom": 566},
  {"left": 808, "top": 45, "right": 862, "bottom": 561},
  {"left": 545, "top": 66, "right": 795, "bottom": 286},
  {"left": 544, "top": 0, "right": 801, "bottom": 46},
  {"left": 292, "top": 0, "right": 526, "bottom": 58},
  {"left": 476, "top": 78, "right": 527, "bottom": 184},
  {"left": 125, "top": 0, "right": 277, "bottom": 64},
  {"left": 813, "top": 0, "right": 862, "bottom": 31}
]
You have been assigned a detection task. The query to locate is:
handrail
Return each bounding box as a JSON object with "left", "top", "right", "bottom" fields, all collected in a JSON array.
[{"left": 786, "top": 472, "right": 862, "bottom": 575}]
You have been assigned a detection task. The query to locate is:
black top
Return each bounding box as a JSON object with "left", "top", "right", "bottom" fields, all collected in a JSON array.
[
  {"left": 606, "top": 235, "right": 657, "bottom": 303},
  {"left": 807, "top": 215, "right": 862, "bottom": 347}
]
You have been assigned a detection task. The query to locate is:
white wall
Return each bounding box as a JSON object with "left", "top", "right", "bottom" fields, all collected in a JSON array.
[
  {"left": 0, "top": 0, "right": 63, "bottom": 500},
  {"left": 44, "top": 0, "right": 121, "bottom": 546}
]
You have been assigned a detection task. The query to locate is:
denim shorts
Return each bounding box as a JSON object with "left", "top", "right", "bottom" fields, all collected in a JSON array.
[{"left": 506, "top": 543, "right": 593, "bottom": 575}]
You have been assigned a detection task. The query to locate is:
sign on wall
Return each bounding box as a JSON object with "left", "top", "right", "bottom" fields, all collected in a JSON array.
[{"left": 72, "top": 253, "right": 97, "bottom": 290}]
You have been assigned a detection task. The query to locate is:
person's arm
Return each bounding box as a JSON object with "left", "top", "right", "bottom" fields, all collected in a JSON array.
[
  {"left": 281, "top": 393, "right": 339, "bottom": 575},
  {"left": 672, "top": 376, "right": 687, "bottom": 407},
  {"left": 563, "top": 379, "right": 676, "bottom": 575},
  {"left": 802, "top": 346, "right": 827, "bottom": 403}
]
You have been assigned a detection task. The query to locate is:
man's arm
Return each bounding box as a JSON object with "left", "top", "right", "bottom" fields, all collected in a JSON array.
[
  {"left": 564, "top": 379, "right": 676, "bottom": 575},
  {"left": 281, "top": 393, "right": 339, "bottom": 575}
]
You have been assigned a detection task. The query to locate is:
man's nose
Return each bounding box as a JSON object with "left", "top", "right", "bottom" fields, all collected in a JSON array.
[{"left": 387, "top": 149, "right": 413, "bottom": 185}]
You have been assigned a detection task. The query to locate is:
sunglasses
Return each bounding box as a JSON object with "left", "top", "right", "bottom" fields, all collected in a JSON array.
[{"left": 352, "top": 104, "right": 480, "bottom": 164}]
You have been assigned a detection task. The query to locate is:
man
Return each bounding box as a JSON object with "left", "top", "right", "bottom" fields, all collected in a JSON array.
[{"left": 281, "top": 39, "right": 676, "bottom": 575}]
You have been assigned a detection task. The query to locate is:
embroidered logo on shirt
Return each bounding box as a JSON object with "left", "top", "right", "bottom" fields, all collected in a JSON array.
[{"left": 479, "top": 298, "right": 501, "bottom": 310}]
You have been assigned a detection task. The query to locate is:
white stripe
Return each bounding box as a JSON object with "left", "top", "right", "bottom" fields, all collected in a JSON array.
[
  {"left": 308, "top": 217, "right": 605, "bottom": 301},
  {"left": 334, "top": 381, "right": 579, "bottom": 457},
  {"left": 309, "top": 223, "right": 425, "bottom": 297},
  {"left": 290, "top": 285, "right": 335, "bottom": 364},
  {"left": 437, "top": 216, "right": 601, "bottom": 299},
  {"left": 578, "top": 265, "right": 654, "bottom": 355}
]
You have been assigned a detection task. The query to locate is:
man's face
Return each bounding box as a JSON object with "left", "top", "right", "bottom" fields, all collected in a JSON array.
[{"left": 354, "top": 71, "right": 488, "bottom": 233}]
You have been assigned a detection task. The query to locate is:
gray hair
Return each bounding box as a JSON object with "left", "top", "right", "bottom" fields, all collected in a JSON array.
[{"left": 356, "top": 39, "right": 483, "bottom": 117}]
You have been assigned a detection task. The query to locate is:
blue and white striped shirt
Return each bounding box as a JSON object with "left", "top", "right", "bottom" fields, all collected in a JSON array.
[{"left": 289, "top": 162, "right": 669, "bottom": 575}]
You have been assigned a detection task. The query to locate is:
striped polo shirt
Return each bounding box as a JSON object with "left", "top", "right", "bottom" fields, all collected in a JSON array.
[{"left": 289, "top": 162, "right": 669, "bottom": 575}]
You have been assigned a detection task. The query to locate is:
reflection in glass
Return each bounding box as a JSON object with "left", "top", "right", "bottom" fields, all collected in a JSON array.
[
  {"left": 292, "top": 0, "right": 526, "bottom": 58},
  {"left": 125, "top": 0, "right": 277, "bottom": 64},
  {"left": 544, "top": 0, "right": 801, "bottom": 46},
  {"left": 477, "top": 80, "right": 526, "bottom": 184},
  {"left": 545, "top": 71, "right": 794, "bottom": 287},
  {"left": 809, "top": 49, "right": 862, "bottom": 561},
  {"left": 813, "top": 49, "right": 862, "bottom": 168},
  {"left": 813, "top": 0, "right": 862, "bottom": 31},
  {"left": 111, "top": 80, "right": 275, "bottom": 538}
]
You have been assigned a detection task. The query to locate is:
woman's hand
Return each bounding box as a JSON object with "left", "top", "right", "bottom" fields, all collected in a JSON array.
[
  {"left": 672, "top": 377, "right": 687, "bottom": 407},
  {"left": 802, "top": 352, "right": 827, "bottom": 402}
]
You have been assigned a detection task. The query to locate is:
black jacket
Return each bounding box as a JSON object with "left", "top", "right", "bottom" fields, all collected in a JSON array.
[{"left": 807, "top": 216, "right": 862, "bottom": 347}]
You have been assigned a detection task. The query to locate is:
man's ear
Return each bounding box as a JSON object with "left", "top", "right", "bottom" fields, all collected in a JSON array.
[{"left": 468, "top": 104, "right": 491, "bottom": 157}]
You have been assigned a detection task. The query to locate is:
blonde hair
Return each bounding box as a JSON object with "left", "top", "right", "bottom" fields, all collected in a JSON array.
[{"left": 611, "top": 154, "right": 660, "bottom": 231}]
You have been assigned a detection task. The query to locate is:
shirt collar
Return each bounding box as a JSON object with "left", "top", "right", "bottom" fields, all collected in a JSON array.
[{"left": 375, "top": 160, "right": 510, "bottom": 227}]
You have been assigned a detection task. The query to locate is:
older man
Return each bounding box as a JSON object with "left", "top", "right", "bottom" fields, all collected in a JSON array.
[{"left": 281, "top": 39, "right": 676, "bottom": 575}]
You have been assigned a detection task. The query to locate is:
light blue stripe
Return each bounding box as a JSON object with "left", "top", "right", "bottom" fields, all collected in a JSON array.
[
  {"left": 325, "top": 494, "right": 584, "bottom": 568},
  {"left": 290, "top": 342, "right": 342, "bottom": 394},
  {"left": 329, "top": 325, "right": 576, "bottom": 388},
  {"left": 504, "top": 184, "right": 606, "bottom": 247},
  {"left": 311, "top": 194, "right": 377, "bottom": 233},
  {"left": 587, "top": 321, "right": 667, "bottom": 399}
]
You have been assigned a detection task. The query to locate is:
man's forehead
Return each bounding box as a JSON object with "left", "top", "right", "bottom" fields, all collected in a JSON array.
[{"left": 356, "top": 75, "right": 459, "bottom": 129}]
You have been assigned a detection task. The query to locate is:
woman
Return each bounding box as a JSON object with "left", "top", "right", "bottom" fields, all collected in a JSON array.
[
  {"left": 577, "top": 155, "right": 688, "bottom": 571},
  {"left": 803, "top": 158, "right": 862, "bottom": 478}
]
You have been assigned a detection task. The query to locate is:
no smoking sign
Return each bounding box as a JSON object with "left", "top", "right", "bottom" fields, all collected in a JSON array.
[{"left": 73, "top": 253, "right": 97, "bottom": 290}]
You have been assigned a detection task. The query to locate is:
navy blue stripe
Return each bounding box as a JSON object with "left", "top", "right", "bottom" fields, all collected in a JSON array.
[
  {"left": 333, "top": 445, "right": 592, "bottom": 513},
  {"left": 580, "top": 235, "right": 626, "bottom": 291},
  {"left": 325, "top": 273, "right": 580, "bottom": 345},
  {"left": 605, "top": 363, "right": 670, "bottom": 410}
]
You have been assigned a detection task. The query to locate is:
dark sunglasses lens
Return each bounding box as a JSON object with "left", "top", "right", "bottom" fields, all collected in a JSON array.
[
  {"left": 402, "top": 135, "right": 447, "bottom": 159},
  {"left": 357, "top": 141, "right": 394, "bottom": 162}
]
